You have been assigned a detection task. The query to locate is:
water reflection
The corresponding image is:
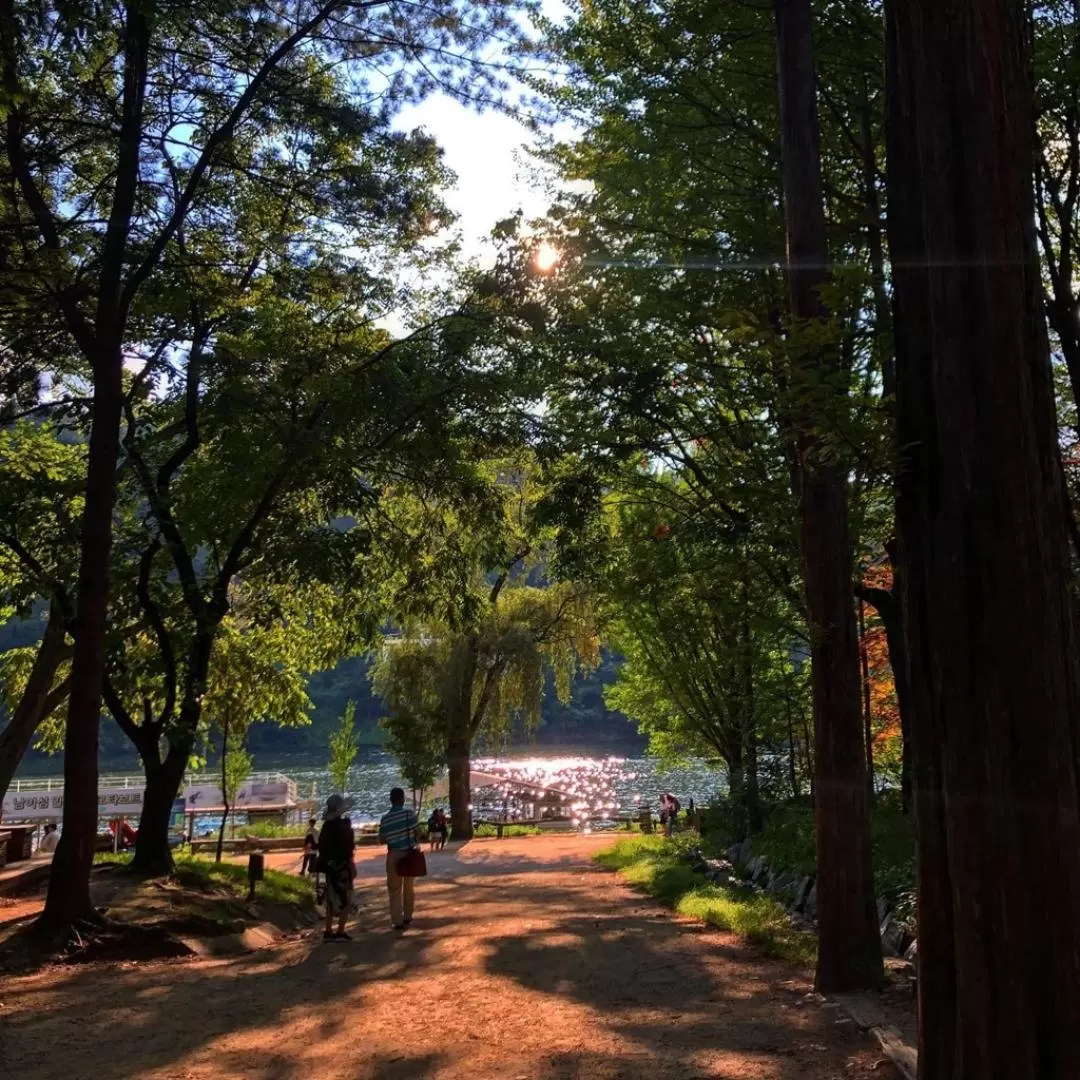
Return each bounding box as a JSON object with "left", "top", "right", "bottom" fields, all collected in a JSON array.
[{"left": 287, "top": 751, "right": 727, "bottom": 825}]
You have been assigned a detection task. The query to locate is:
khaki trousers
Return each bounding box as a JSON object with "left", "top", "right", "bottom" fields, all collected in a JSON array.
[{"left": 386, "top": 849, "right": 415, "bottom": 927}]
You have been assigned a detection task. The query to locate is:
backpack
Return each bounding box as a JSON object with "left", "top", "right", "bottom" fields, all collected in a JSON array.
[{"left": 670, "top": 796, "right": 681, "bottom": 814}]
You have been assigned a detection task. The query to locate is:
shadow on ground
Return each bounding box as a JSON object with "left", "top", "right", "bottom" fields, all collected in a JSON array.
[{"left": 0, "top": 837, "right": 895, "bottom": 1080}]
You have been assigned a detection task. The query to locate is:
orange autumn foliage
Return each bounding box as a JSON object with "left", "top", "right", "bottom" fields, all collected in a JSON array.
[{"left": 858, "top": 562, "right": 903, "bottom": 777}]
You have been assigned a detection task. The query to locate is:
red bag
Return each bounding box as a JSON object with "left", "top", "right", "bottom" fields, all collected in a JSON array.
[{"left": 398, "top": 847, "right": 428, "bottom": 878}]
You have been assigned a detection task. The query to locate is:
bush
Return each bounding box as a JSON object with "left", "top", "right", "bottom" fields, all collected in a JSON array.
[
  {"left": 473, "top": 823, "right": 543, "bottom": 837},
  {"left": 740, "top": 794, "right": 916, "bottom": 926},
  {"left": 239, "top": 821, "right": 309, "bottom": 839},
  {"left": 595, "top": 835, "right": 816, "bottom": 966}
]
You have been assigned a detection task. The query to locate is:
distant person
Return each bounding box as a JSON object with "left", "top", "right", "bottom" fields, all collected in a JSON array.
[
  {"left": 38, "top": 823, "right": 59, "bottom": 854},
  {"left": 301, "top": 817, "right": 319, "bottom": 875},
  {"left": 317, "top": 795, "right": 356, "bottom": 942},
  {"left": 427, "top": 807, "right": 448, "bottom": 851},
  {"left": 686, "top": 798, "right": 696, "bottom": 825},
  {"left": 379, "top": 787, "right": 419, "bottom": 930},
  {"left": 661, "top": 793, "right": 680, "bottom": 838}
]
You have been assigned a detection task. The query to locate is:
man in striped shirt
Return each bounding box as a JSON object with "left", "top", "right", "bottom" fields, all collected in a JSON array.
[{"left": 379, "top": 787, "right": 419, "bottom": 930}]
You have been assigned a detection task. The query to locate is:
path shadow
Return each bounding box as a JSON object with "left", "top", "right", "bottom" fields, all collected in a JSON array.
[{"left": 0, "top": 846, "right": 895, "bottom": 1080}]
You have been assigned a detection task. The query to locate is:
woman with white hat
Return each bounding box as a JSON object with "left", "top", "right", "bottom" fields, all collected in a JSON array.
[{"left": 318, "top": 793, "right": 356, "bottom": 941}]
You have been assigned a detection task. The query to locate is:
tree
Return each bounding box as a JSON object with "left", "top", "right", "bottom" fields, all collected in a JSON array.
[
  {"left": 0, "top": 0, "right": 531, "bottom": 930},
  {"left": 0, "top": 422, "right": 81, "bottom": 800},
  {"left": 885, "top": 0, "right": 1080, "bottom": 1075},
  {"left": 328, "top": 700, "right": 359, "bottom": 796},
  {"left": 581, "top": 465, "right": 811, "bottom": 833},
  {"left": 376, "top": 580, "right": 600, "bottom": 839},
  {"left": 217, "top": 733, "right": 253, "bottom": 865},
  {"left": 370, "top": 465, "right": 601, "bottom": 839},
  {"left": 382, "top": 703, "right": 445, "bottom": 807},
  {"left": 772, "top": 0, "right": 882, "bottom": 992}
]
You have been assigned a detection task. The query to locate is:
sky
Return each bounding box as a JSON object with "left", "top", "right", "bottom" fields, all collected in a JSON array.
[
  {"left": 393, "top": 95, "right": 555, "bottom": 258},
  {"left": 390, "top": 0, "right": 574, "bottom": 262}
]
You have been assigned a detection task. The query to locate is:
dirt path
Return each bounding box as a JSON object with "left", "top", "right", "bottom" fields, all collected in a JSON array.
[{"left": 0, "top": 835, "right": 897, "bottom": 1080}]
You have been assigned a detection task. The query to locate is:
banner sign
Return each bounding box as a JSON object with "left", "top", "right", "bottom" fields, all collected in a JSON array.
[{"left": 3, "top": 777, "right": 295, "bottom": 822}]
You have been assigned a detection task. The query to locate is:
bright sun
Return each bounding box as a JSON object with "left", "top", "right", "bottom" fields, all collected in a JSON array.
[{"left": 534, "top": 242, "right": 560, "bottom": 273}]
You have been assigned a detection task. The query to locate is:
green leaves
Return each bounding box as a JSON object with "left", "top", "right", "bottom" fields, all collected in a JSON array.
[{"left": 328, "top": 700, "right": 359, "bottom": 795}]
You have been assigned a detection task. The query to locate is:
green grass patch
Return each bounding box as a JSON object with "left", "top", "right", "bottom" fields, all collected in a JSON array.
[
  {"left": 595, "top": 835, "right": 816, "bottom": 967},
  {"left": 236, "top": 821, "right": 309, "bottom": 839},
  {"left": 473, "top": 823, "right": 543, "bottom": 837},
  {"left": 94, "top": 851, "right": 314, "bottom": 909}
]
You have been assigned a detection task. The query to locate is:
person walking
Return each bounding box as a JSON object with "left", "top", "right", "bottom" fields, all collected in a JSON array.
[
  {"left": 318, "top": 794, "right": 356, "bottom": 942},
  {"left": 379, "top": 787, "right": 419, "bottom": 930},
  {"left": 301, "top": 817, "right": 319, "bottom": 876}
]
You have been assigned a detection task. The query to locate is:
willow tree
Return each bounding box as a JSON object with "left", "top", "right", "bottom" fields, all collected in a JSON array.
[{"left": 375, "top": 581, "right": 599, "bottom": 840}]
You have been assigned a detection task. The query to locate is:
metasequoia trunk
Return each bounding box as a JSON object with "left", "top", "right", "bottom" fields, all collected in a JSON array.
[
  {"left": 858, "top": 597, "right": 875, "bottom": 799},
  {"left": 885, "top": 1, "right": 1080, "bottom": 1076},
  {"left": 773, "top": 0, "right": 883, "bottom": 992},
  {"left": 41, "top": 351, "right": 124, "bottom": 928},
  {"left": 0, "top": 608, "right": 69, "bottom": 802},
  {"left": 856, "top": 572, "right": 913, "bottom": 813}
]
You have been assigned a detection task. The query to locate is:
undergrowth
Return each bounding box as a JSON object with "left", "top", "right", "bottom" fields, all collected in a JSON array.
[
  {"left": 595, "top": 835, "right": 816, "bottom": 967},
  {"left": 473, "top": 823, "right": 543, "bottom": 837},
  {"left": 95, "top": 851, "right": 314, "bottom": 909}
]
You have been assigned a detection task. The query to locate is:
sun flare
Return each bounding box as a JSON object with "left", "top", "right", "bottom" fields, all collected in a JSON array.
[{"left": 534, "top": 242, "right": 560, "bottom": 273}]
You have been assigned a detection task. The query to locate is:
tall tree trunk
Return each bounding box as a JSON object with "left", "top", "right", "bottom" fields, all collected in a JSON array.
[
  {"left": 41, "top": 351, "right": 124, "bottom": 930},
  {"left": 727, "top": 745, "right": 747, "bottom": 838},
  {"left": 885, "top": 2, "right": 1080, "bottom": 1076},
  {"left": 858, "top": 597, "right": 875, "bottom": 799},
  {"left": 216, "top": 720, "right": 229, "bottom": 864},
  {"left": 773, "top": 0, "right": 883, "bottom": 993},
  {"left": 784, "top": 686, "right": 800, "bottom": 799},
  {"left": 856, "top": 574, "right": 913, "bottom": 813},
  {"left": 132, "top": 741, "right": 189, "bottom": 877},
  {"left": 0, "top": 607, "right": 69, "bottom": 801},
  {"left": 447, "top": 735, "right": 472, "bottom": 841},
  {"left": 130, "top": 635, "right": 213, "bottom": 871}
]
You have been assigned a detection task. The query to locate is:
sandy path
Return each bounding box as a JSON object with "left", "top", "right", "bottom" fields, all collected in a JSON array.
[{"left": 0, "top": 835, "right": 896, "bottom": 1080}]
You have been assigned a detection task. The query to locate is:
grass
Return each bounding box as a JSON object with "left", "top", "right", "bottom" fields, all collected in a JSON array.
[
  {"left": 94, "top": 851, "right": 315, "bottom": 909},
  {"left": 595, "top": 835, "right": 816, "bottom": 967},
  {"left": 236, "top": 821, "right": 309, "bottom": 839},
  {"left": 473, "top": 823, "right": 543, "bottom": 837}
]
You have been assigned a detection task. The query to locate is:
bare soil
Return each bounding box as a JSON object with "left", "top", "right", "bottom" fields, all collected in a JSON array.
[{"left": 0, "top": 834, "right": 900, "bottom": 1079}]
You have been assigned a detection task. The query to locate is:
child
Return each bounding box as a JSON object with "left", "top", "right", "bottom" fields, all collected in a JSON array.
[{"left": 301, "top": 817, "right": 318, "bottom": 875}]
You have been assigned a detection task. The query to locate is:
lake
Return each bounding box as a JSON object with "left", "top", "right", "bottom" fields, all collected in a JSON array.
[{"left": 290, "top": 749, "right": 729, "bottom": 825}]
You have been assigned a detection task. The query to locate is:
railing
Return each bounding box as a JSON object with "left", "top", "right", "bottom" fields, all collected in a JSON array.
[{"left": 9, "top": 771, "right": 298, "bottom": 799}]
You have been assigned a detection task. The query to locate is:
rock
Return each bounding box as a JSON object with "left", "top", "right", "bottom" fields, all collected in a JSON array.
[
  {"left": 880, "top": 916, "right": 908, "bottom": 957},
  {"left": 703, "top": 858, "right": 733, "bottom": 885},
  {"left": 794, "top": 876, "right": 815, "bottom": 912},
  {"left": 804, "top": 883, "right": 818, "bottom": 919},
  {"left": 877, "top": 897, "right": 891, "bottom": 923},
  {"left": 904, "top": 939, "right": 918, "bottom": 963}
]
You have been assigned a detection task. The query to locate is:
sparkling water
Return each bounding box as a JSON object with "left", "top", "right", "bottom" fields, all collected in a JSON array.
[{"left": 292, "top": 750, "right": 727, "bottom": 824}]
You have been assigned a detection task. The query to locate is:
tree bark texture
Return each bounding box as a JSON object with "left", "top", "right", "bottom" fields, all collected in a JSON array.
[
  {"left": 41, "top": 352, "right": 124, "bottom": 928},
  {"left": 447, "top": 738, "right": 472, "bottom": 842},
  {"left": 858, "top": 597, "right": 875, "bottom": 799},
  {"left": 856, "top": 577, "right": 913, "bottom": 813},
  {"left": 773, "top": 0, "right": 883, "bottom": 993},
  {"left": 0, "top": 607, "right": 69, "bottom": 802},
  {"left": 885, "top": 1, "right": 1080, "bottom": 1076}
]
